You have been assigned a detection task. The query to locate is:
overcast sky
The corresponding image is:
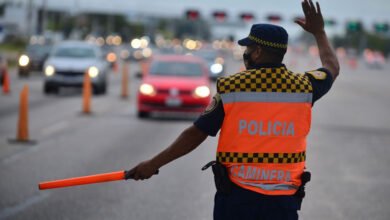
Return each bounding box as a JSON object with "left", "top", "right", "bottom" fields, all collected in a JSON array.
[
  {"left": 36, "top": 0, "right": 390, "bottom": 23},
  {"left": 9, "top": 0, "right": 390, "bottom": 38},
  {"left": 27, "top": 0, "right": 386, "bottom": 37}
]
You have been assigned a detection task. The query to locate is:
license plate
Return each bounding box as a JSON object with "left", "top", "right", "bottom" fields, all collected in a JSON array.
[
  {"left": 62, "top": 77, "right": 79, "bottom": 83},
  {"left": 165, "top": 98, "right": 182, "bottom": 107}
]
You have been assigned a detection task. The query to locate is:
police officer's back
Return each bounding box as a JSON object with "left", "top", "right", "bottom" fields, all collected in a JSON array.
[{"left": 128, "top": 1, "right": 340, "bottom": 219}]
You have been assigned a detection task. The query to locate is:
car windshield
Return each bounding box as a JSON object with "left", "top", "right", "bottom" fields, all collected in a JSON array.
[
  {"left": 27, "top": 45, "right": 51, "bottom": 56},
  {"left": 53, "top": 47, "right": 97, "bottom": 58},
  {"left": 193, "top": 51, "right": 217, "bottom": 61},
  {"left": 150, "top": 61, "right": 203, "bottom": 77}
]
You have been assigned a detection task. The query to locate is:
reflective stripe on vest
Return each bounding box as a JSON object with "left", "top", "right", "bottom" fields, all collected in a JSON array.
[
  {"left": 237, "top": 181, "right": 299, "bottom": 191},
  {"left": 221, "top": 92, "right": 313, "bottom": 104},
  {"left": 216, "top": 67, "right": 313, "bottom": 196}
]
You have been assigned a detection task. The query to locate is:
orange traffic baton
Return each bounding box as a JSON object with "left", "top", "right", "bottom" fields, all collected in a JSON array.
[{"left": 39, "top": 170, "right": 159, "bottom": 190}]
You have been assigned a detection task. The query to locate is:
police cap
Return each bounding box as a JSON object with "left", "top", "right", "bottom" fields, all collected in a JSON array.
[{"left": 238, "top": 23, "right": 288, "bottom": 50}]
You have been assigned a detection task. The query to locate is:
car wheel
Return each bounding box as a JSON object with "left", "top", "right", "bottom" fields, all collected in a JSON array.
[
  {"left": 99, "top": 83, "right": 107, "bottom": 94},
  {"left": 93, "top": 84, "right": 106, "bottom": 95},
  {"left": 137, "top": 111, "right": 150, "bottom": 118},
  {"left": 43, "top": 84, "right": 58, "bottom": 94},
  {"left": 43, "top": 84, "right": 51, "bottom": 94}
]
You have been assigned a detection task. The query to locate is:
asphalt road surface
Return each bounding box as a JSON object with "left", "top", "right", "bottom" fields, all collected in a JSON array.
[{"left": 0, "top": 53, "right": 389, "bottom": 220}]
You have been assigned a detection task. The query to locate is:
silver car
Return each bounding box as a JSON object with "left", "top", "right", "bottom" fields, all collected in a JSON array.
[{"left": 43, "top": 41, "right": 109, "bottom": 95}]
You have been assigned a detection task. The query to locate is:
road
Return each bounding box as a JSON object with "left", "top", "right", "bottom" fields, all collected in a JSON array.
[{"left": 0, "top": 53, "right": 389, "bottom": 220}]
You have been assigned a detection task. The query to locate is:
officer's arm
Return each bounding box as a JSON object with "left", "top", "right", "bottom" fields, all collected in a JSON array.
[
  {"left": 128, "top": 125, "right": 208, "bottom": 180},
  {"left": 295, "top": 0, "right": 340, "bottom": 80},
  {"left": 314, "top": 29, "right": 340, "bottom": 81}
]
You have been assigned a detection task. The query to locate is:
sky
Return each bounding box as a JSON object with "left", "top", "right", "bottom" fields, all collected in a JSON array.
[
  {"left": 34, "top": 0, "right": 390, "bottom": 23},
  {"left": 9, "top": 0, "right": 390, "bottom": 38}
]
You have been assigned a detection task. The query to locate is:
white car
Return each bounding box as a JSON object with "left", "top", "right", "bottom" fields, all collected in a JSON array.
[{"left": 43, "top": 41, "right": 109, "bottom": 94}]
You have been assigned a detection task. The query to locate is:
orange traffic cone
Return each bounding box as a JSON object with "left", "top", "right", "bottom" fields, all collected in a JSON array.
[
  {"left": 8, "top": 85, "right": 36, "bottom": 144},
  {"left": 121, "top": 62, "right": 129, "bottom": 99},
  {"left": 348, "top": 58, "right": 358, "bottom": 70},
  {"left": 2, "top": 68, "right": 10, "bottom": 94},
  {"left": 140, "top": 61, "right": 149, "bottom": 77},
  {"left": 82, "top": 72, "right": 92, "bottom": 114},
  {"left": 112, "top": 62, "right": 119, "bottom": 73}
]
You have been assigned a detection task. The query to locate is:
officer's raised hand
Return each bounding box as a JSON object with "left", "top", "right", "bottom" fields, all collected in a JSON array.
[
  {"left": 295, "top": 0, "right": 340, "bottom": 80},
  {"left": 295, "top": 0, "right": 325, "bottom": 36}
]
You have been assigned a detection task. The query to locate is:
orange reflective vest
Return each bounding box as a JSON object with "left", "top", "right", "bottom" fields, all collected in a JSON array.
[{"left": 216, "top": 66, "right": 313, "bottom": 196}]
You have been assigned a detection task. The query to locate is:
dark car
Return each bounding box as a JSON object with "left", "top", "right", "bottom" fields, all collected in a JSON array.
[
  {"left": 192, "top": 49, "right": 226, "bottom": 81},
  {"left": 18, "top": 44, "right": 52, "bottom": 77},
  {"left": 120, "top": 45, "right": 154, "bottom": 62},
  {"left": 101, "top": 44, "right": 118, "bottom": 68}
]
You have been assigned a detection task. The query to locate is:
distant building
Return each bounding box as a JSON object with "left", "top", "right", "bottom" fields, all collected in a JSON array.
[{"left": 0, "top": 1, "right": 38, "bottom": 40}]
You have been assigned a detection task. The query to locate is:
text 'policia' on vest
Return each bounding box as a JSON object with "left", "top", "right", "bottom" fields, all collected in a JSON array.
[{"left": 216, "top": 65, "right": 313, "bottom": 196}]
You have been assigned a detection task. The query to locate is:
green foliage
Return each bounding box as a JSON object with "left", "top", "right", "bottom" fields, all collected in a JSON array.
[
  {"left": 127, "top": 22, "right": 145, "bottom": 38},
  {"left": 0, "top": 3, "right": 5, "bottom": 16},
  {"left": 333, "top": 32, "right": 390, "bottom": 56},
  {"left": 0, "top": 39, "right": 27, "bottom": 52},
  {"left": 366, "top": 33, "right": 390, "bottom": 55}
]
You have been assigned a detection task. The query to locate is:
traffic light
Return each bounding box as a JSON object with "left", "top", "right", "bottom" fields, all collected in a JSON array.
[
  {"left": 185, "top": 10, "right": 200, "bottom": 21},
  {"left": 374, "top": 22, "right": 389, "bottom": 33},
  {"left": 325, "top": 19, "right": 336, "bottom": 27},
  {"left": 266, "top": 14, "right": 282, "bottom": 23},
  {"left": 212, "top": 11, "right": 227, "bottom": 22},
  {"left": 346, "top": 21, "right": 363, "bottom": 32},
  {"left": 240, "top": 13, "right": 255, "bottom": 22}
]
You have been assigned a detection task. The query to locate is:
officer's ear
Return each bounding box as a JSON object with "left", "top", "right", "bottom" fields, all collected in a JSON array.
[{"left": 253, "top": 46, "right": 263, "bottom": 60}]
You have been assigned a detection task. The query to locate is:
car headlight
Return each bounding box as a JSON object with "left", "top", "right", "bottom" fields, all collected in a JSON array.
[
  {"left": 88, "top": 66, "right": 99, "bottom": 78},
  {"left": 194, "top": 86, "right": 210, "bottom": 98},
  {"left": 139, "top": 83, "right": 156, "bottom": 96},
  {"left": 18, "top": 55, "right": 30, "bottom": 67},
  {"left": 142, "top": 48, "right": 153, "bottom": 58},
  {"left": 120, "top": 50, "right": 130, "bottom": 59},
  {"left": 45, "top": 65, "right": 55, "bottom": 76},
  {"left": 210, "top": 63, "right": 223, "bottom": 74},
  {"left": 106, "top": 52, "right": 117, "bottom": 63},
  {"left": 133, "top": 50, "right": 143, "bottom": 60}
]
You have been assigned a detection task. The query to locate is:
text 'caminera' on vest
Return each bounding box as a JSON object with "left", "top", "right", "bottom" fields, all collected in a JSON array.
[
  {"left": 230, "top": 165, "right": 292, "bottom": 182},
  {"left": 239, "top": 120, "right": 295, "bottom": 136}
]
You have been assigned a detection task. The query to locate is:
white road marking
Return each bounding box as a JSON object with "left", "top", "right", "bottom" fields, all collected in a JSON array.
[{"left": 0, "top": 192, "right": 50, "bottom": 219}]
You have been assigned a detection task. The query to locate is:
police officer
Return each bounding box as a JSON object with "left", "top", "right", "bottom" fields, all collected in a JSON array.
[{"left": 128, "top": 1, "right": 339, "bottom": 219}]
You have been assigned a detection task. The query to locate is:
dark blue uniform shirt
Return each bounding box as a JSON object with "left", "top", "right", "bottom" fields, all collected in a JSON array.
[{"left": 194, "top": 63, "right": 334, "bottom": 136}]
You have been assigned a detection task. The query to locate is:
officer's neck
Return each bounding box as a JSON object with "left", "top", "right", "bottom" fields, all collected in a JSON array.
[{"left": 247, "top": 62, "right": 285, "bottom": 70}]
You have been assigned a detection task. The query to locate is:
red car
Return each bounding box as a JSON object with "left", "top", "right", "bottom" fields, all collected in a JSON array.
[{"left": 137, "top": 55, "right": 212, "bottom": 118}]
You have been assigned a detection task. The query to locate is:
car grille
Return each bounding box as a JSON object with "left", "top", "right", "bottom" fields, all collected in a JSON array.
[
  {"left": 56, "top": 71, "right": 85, "bottom": 77},
  {"left": 156, "top": 89, "right": 192, "bottom": 95},
  {"left": 143, "top": 102, "right": 205, "bottom": 109}
]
